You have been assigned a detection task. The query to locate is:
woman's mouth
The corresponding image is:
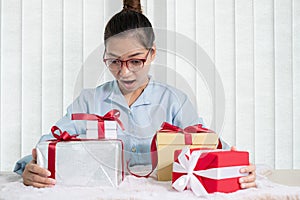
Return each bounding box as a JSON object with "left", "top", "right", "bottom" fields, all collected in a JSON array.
[{"left": 120, "top": 80, "right": 136, "bottom": 89}]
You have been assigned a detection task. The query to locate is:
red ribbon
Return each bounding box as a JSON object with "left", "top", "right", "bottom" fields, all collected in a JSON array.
[
  {"left": 47, "top": 126, "right": 125, "bottom": 180},
  {"left": 48, "top": 126, "right": 79, "bottom": 179},
  {"left": 71, "top": 109, "right": 125, "bottom": 139}
]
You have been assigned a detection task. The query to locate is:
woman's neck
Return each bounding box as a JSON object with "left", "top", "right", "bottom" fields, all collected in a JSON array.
[{"left": 123, "top": 79, "right": 149, "bottom": 107}]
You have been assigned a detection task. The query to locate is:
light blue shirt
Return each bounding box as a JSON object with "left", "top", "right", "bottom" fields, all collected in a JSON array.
[{"left": 14, "top": 78, "right": 229, "bottom": 174}]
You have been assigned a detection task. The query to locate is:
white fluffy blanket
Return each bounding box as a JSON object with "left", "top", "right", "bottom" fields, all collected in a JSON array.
[{"left": 1, "top": 166, "right": 300, "bottom": 200}]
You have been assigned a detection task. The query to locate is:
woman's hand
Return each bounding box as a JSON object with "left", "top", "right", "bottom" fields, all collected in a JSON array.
[
  {"left": 22, "top": 148, "right": 56, "bottom": 188},
  {"left": 231, "top": 146, "right": 256, "bottom": 189}
]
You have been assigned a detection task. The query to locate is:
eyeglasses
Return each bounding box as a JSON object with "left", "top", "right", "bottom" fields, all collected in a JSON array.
[{"left": 103, "top": 49, "right": 152, "bottom": 72}]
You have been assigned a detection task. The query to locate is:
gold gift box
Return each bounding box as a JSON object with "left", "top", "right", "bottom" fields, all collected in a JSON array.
[{"left": 157, "top": 132, "right": 218, "bottom": 181}]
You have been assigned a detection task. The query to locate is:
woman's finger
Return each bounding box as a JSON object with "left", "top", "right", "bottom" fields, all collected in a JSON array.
[
  {"left": 27, "top": 163, "right": 51, "bottom": 177},
  {"left": 31, "top": 181, "right": 55, "bottom": 188},
  {"left": 23, "top": 171, "right": 56, "bottom": 187},
  {"left": 32, "top": 148, "right": 37, "bottom": 162},
  {"left": 239, "top": 172, "right": 256, "bottom": 184},
  {"left": 230, "top": 146, "right": 237, "bottom": 151},
  {"left": 240, "top": 164, "right": 256, "bottom": 173},
  {"left": 240, "top": 181, "right": 257, "bottom": 189},
  {"left": 30, "top": 173, "right": 56, "bottom": 185}
]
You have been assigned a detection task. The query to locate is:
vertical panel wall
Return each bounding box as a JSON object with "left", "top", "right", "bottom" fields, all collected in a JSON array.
[
  {"left": 175, "top": 0, "right": 196, "bottom": 108},
  {"left": 254, "top": 0, "right": 275, "bottom": 168},
  {"left": 166, "top": 0, "right": 176, "bottom": 87},
  {"left": 0, "top": 0, "right": 299, "bottom": 171},
  {"left": 235, "top": 0, "right": 255, "bottom": 161},
  {"left": 42, "top": 0, "right": 63, "bottom": 134},
  {"left": 22, "top": 0, "right": 42, "bottom": 156},
  {"left": 149, "top": 0, "right": 167, "bottom": 84},
  {"left": 293, "top": 0, "right": 300, "bottom": 169},
  {"left": 1, "top": 0, "right": 22, "bottom": 170},
  {"left": 215, "top": 0, "right": 236, "bottom": 147},
  {"left": 63, "top": 0, "right": 83, "bottom": 112},
  {"left": 195, "top": 0, "right": 215, "bottom": 129},
  {"left": 274, "top": 0, "right": 293, "bottom": 169},
  {"left": 83, "top": 0, "right": 104, "bottom": 89}
]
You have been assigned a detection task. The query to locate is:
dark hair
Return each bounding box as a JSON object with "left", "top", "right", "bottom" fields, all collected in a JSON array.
[{"left": 104, "top": 0, "right": 155, "bottom": 49}]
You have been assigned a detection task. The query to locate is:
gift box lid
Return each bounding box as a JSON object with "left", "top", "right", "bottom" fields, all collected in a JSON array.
[
  {"left": 174, "top": 149, "right": 249, "bottom": 170},
  {"left": 157, "top": 132, "right": 218, "bottom": 145},
  {"left": 198, "top": 150, "right": 249, "bottom": 169}
]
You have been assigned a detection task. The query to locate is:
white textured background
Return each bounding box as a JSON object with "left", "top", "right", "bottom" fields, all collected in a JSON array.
[{"left": 0, "top": 0, "right": 299, "bottom": 171}]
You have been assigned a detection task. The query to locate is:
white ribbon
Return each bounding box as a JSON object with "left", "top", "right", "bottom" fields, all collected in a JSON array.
[{"left": 172, "top": 147, "right": 249, "bottom": 197}]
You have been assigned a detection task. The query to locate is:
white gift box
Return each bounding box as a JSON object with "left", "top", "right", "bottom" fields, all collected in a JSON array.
[
  {"left": 86, "top": 120, "right": 117, "bottom": 139},
  {"left": 36, "top": 140, "right": 123, "bottom": 187},
  {"left": 86, "top": 120, "right": 117, "bottom": 130},
  {"left": 87, "top": 129, "right": 118, "bottom": 139}
]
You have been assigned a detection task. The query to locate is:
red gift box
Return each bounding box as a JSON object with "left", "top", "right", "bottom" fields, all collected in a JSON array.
[{"left": 172, "top": 148, "right": 249, "bottom": 196}]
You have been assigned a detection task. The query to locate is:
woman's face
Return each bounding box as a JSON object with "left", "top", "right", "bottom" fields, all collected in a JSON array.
[{"left": 104, "top": 36, "right": 156, "bottom": 95}]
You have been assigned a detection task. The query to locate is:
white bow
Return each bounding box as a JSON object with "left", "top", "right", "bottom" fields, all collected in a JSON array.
[{"left": 172, "top": 147, "right": 248, "bottom": 197}]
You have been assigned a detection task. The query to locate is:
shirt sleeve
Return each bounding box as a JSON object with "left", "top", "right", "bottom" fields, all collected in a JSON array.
[
  {"left": 172, "top": 93, "right": 231, "bottom": 150},
  {"left": 172, "top": 95, "right": 200, "bottom": 128},
  {"left": 13, "top": 155, "right": 32, "bottom": 175}
]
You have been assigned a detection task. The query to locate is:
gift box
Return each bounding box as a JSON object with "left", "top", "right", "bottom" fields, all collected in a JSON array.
[
  {"left": 36, "top": 126, "right": 124, "bottom": 187},
  {"left": 86, "top": 120, "right": 117, "bottom": 139},
  {"left": 156, "top": 122, "right": 218, "bottom": 181},
  {"left": 172, "top": 148, "right": 249, "bottom": 196},
  {"left": 72, "top": 109, "right": 124, "bottom": 139}
]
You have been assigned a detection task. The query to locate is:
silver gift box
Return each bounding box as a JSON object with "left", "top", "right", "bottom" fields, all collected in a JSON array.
[{"left": 36, "top": 140, "right": 123, "bottom": 187}]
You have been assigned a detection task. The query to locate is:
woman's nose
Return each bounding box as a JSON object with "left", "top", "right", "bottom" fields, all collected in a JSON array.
[{"left": 119, "top": 62, "right": 131, "bottom": 76}]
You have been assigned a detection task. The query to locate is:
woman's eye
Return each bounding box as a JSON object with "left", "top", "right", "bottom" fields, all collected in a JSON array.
[
  {"left": 108, "top": 59, "right": 121, "bottom": 66},
  {"left": 130, "top": 60, "right": 142, "bottom": 65},
  {"left": 111, "top": 60, "right": 120, "bottom": 64}
]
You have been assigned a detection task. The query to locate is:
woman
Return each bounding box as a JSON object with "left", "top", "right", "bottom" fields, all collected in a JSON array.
[{"left": 17, "top": 0, "right": 256, "bottom": 189}]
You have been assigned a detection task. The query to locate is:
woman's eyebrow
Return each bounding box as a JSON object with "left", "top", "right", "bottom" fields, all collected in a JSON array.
[
  {"left": 106, "top": 52, "right": 119, "bottom": 57},
  {"left": 127, "top": 52, "right": 144, "bottom": 58}
]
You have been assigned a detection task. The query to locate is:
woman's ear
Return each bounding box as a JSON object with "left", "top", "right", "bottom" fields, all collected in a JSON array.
[{"left": 150, "top": 44, "right": 156, "bottom": 61}]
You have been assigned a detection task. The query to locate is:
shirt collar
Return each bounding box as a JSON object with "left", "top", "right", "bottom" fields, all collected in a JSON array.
[{"left": 131, "top": 77, "right": 153, "bottom": 107}]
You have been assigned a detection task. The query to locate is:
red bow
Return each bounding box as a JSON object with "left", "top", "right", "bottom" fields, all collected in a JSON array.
[
  {"left": 51, "top": 126, "right": 79, "bottom": 141},
  {"left": 72, "top": 109, "right": 124, "bottom": 138},
  {"left": 159, "top": 122, "right": 214, "bottom": 134},
  {"left": 158, "top": 122, "right": 214, "bottom": 145}
]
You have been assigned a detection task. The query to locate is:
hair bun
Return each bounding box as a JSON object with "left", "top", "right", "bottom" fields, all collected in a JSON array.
[{"left": 123, "top": 0, "right": 142, "bottom": 13}]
